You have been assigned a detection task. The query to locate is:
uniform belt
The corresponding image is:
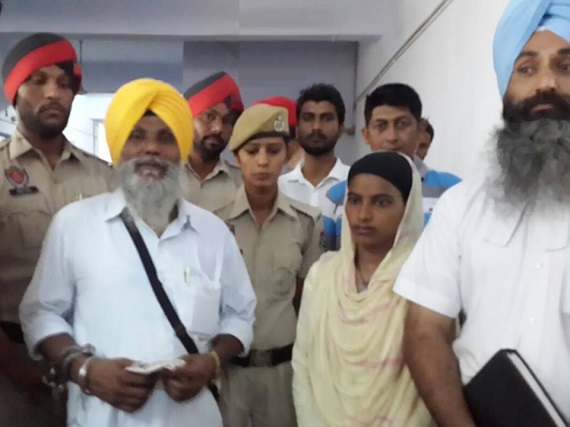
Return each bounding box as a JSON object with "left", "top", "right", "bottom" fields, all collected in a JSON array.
[
  {"left": 231, "top": 344, "right": 293, "bottom": 368},
  {"left": 0, "top": 321, "right": 24, "bottom": 344}
]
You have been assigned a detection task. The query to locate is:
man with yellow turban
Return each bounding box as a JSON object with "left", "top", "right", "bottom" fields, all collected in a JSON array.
[
  {"left": 0, "top": 32, "right": 114, "bottom": 426},
  {"left": 183, "top": 71, "right": 244, "bottom": 211},
  {"left": 19, "top": 78, "right": 256, "bottom": 427},
  {"left": 396, "top": 0, "right": 570, "bottom": 425}
]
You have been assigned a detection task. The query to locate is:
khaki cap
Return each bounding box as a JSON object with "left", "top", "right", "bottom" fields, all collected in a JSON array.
[{"left": 229, "top": 104, "right": 289, "bottom": 152}]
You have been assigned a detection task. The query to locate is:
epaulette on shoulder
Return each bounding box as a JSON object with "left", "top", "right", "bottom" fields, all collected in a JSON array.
[{"left": 288, "top": 198, "right": 321, "bottom": 222}]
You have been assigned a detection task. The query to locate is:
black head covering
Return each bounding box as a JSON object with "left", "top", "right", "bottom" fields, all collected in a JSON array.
[{"left": 347, "top": 152, "right": 413, "bottom": 202}]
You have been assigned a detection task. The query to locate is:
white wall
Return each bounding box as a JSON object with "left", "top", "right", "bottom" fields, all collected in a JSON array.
[
  {"left": 65, "top": 94, "right": 113, "bottom": 154},
  {"left": 0, "top": 108, "right": 15, "bottom": 139},
  {"left": 355, "top": 0, "right": 510, "bottom": 178}
]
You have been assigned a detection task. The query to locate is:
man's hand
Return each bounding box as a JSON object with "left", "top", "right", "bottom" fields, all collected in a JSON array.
[
  {"left": 71, "top": 358, "right": 156, "bottom": 413},
  {"left": 161, "top": 354, "right": 215, "bottom": 402},
  {"left": 4, "top": 357, "right": 50, "bottom": 404}
]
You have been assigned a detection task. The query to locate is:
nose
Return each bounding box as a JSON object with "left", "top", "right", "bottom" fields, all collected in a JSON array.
[
  {"left": 142, "top": 137, "right": 160, "bottom": 157},
  {"left": 535, "top": 69, "right": 558, "bottom": 94},
  {"left": 210, "top": 116, "right": 223, "bottom": 134},
  {"left": 257, "top": 148, "right": 269, "bottom": 166},
  {"left": 357, "top": 201, "right": 373, "bottom": 223},
  {"left": 312, "top": 118, "right": 323, "bottom": 132},
  {"left": 43, "top": 79, "right": 62, "bottom": 100},
  {"left": 384, "top": 124, "right": 399, "bottom": 143}
]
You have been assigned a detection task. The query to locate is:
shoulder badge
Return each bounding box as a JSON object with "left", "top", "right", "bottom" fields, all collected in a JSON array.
[{"left": 5, "top": 165, "right": 39, "bottom": 196}]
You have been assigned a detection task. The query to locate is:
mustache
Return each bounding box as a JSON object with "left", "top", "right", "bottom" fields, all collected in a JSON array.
[
  {"left": 504, "top": 91, "right": 570, "bottom": 123},
  {"left": 307, "top": 132, "right": 326, "bottom": 141},
  {"left": 39, "top": 102, "right": 66, "bottom": 114},
  {"left": 133, "top": 156, "right": 170, "bottom": 169},
  {"left": 203, "top": 134, "right": 225, "bottom": 145}
]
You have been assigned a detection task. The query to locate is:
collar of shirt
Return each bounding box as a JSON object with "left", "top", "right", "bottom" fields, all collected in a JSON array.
[
  {"left": 413, "top": 155, "right": 430, "bottom": 179},
  {"left": 9, "top": 129, "right": 89, "bottom": 167},
  {"left": 227, "top": 185, "right": 297, "bottom": 221},
  {"left": 186, "top": 158, "right": 234, "bottom": 182},
  {"left": 103, "top": 188, "right": 194, "bottom": 234},
  {"left": 285, "top": 157, "right": 348, "bottom": 185}
]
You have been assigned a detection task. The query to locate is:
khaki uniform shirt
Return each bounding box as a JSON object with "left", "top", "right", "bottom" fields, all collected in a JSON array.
[
  {"left": 215, "top": 186, "right": 323, "bottom": 350},
  {"left": 0, "top": 131, "right": 115, "bottom": 323},
  {"left": 183, "top": 159, "right": 242, "bottom": 211}
]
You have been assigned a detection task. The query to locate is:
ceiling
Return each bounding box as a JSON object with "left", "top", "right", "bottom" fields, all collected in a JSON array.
[{"left": 0, "top": 0, "right": 388, "bottom": 41}]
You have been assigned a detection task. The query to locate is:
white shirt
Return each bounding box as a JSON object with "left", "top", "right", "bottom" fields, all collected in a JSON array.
[
  {"left": 394, "top": 177, "right": 570, "bottom": 421},
  {"left": 278, "top": 158, "right": 350, "bottom": 211},
  {"left": 20, "top": 189, "right": 256, "bottom": 427}
]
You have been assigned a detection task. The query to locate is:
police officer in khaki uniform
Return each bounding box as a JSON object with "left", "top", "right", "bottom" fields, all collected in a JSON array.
[
  {"left": 183, "top": 72, "right": 243, "bottom": 211},
  {"left": 0, "top": 33, "right": 114, "bottom": 426},
  {"left": 215, "top": 104, "right": 323, "bottom": 427}
]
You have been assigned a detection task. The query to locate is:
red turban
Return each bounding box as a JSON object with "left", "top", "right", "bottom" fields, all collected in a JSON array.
[
  {"left": 184, "top": 71, "right": 243, "bottom": 117},
  {"left": 2, "top": 33, "right": 82, "bottom": 105}
]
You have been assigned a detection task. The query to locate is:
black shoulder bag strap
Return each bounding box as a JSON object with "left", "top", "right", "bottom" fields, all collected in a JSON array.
[
  {"left": 120, "top": 210, "right": 219, "bottom": 399},
  {"left": 119, "top": 209, "right": 199, "bottom": 354}
]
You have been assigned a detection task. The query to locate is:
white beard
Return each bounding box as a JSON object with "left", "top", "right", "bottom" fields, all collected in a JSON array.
[{"left": 119, "top": 156, "right": 183, "bottom": 233}]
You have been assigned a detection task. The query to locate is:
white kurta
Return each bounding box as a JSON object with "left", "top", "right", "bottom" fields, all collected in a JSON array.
[
  {"left": 395, "top": 177, "right": 570, "bottom": 421},
  {"left": 20, "top": 189, "right": 257, "bottom": 427}
]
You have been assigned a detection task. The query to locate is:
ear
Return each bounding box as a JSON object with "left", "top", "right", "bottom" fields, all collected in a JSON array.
[
  {"left": 362, "top": 127, "right": 371, "bottom": 147},
  {"left": 233, "top": 151, "right": 241, "bottom": 166}
]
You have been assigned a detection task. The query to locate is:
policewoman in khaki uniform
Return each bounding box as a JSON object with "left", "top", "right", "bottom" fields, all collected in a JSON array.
[
  {"left": 0, "top": 33, "right": 114, "bottom": 426},
  {"left": 215, "top": 104, "right": 323, "bottom": 427}
]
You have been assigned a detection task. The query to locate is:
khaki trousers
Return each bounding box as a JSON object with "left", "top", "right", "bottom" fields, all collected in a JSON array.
[{"left": 219, "top": 362, "right": 296, "bottom": 427}]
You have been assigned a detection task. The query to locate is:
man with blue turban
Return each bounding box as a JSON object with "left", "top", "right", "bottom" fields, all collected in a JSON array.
[
  {"left": 19, "top": 78, "right": 256, "bottom": 426},
  {"left": 395, "top": 1, "right": 570, "bottom": 426}
]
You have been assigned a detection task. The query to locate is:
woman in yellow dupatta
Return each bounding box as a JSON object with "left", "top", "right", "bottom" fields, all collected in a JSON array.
[{"left": 292, "top": 151, "right": 432, "bottom": 427}]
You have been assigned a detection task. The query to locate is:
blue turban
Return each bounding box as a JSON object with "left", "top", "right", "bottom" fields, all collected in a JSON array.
[{"left": 493, "top": 0, "right": 570, "bottom": 98}]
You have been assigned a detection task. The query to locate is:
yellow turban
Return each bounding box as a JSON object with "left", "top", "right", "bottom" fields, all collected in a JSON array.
[{"left": 104, "top": 78, "right": 193, "bottom": 166}]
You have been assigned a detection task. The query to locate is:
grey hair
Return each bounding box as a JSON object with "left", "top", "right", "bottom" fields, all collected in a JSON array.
[
  {"left": 119, "top": 157, "right": 183, "bottom": 232},
  {"left": 490, "top": 119, "right": 570, "bottom": 207}
]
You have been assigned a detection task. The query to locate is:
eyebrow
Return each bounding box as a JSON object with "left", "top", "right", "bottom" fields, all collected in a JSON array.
[
  {"left": 516, "top": 48, "right": 570, "bottom": 61},
  {"left": 516, "top": 51, "right": 538, "bottom": 61},
  {"left": 372, "top": 115, "right": 410, "bottom": 123},
  {"left": 347, "top": 191, "right": 393, "bottom": 198}
]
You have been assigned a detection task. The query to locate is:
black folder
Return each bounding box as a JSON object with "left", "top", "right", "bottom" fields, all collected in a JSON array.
[{"left": 463, "top": 349, "right": 568, "bottom": 427}]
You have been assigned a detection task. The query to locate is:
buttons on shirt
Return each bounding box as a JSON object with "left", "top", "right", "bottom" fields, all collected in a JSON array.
[
  {"left": 536, "top": 263, "right": 542, "bottom": 269},
  {"left": 529, "top": 318, "right": 536, "bottom": 326}
]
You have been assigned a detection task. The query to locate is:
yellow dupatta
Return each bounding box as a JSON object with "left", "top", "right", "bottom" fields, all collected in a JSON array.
[{"left": 299, "top": 153, "right": 432, "bottom": 427}]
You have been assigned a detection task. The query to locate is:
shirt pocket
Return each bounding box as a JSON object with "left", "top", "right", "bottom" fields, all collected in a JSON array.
[
  {"left": 172, "top": 270, "right": 222, "bottom": 338},
  {"left": 270, "top": 246, "right": 302, "bottom": 301},
  {"left": 0, "top": 193, "right": 51, "bottom": 250}
]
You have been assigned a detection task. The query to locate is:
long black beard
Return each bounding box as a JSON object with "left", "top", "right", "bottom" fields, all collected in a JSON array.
[{"left": 492, "top": 119, "right": 570, "bottom": 206}]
